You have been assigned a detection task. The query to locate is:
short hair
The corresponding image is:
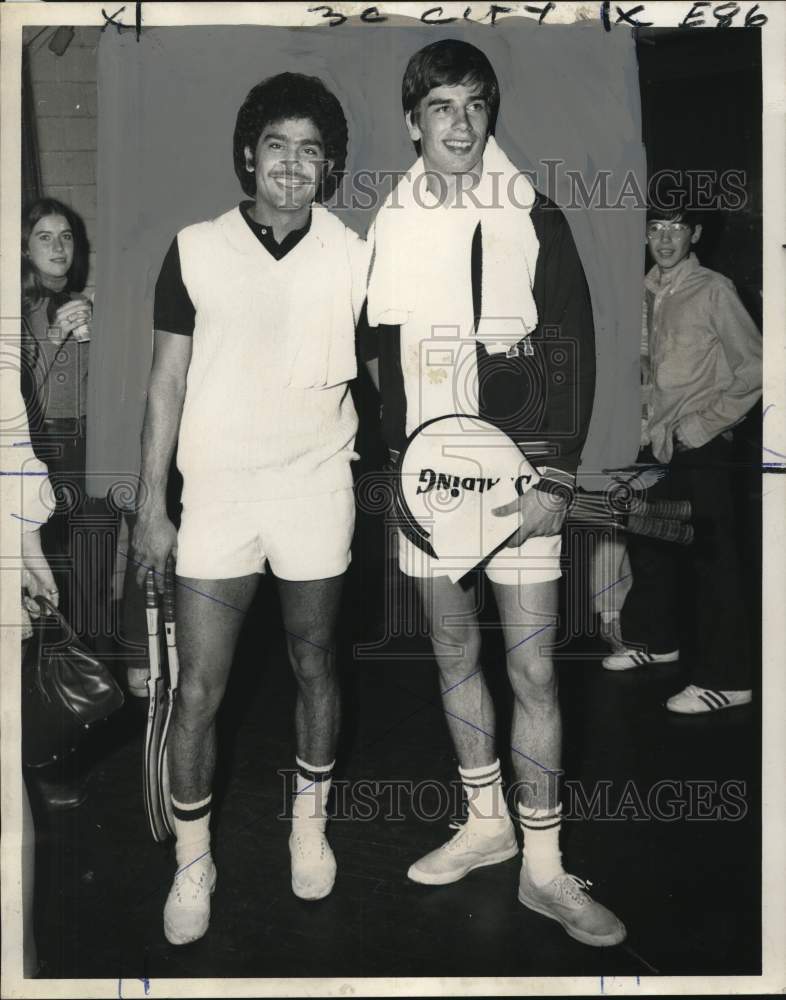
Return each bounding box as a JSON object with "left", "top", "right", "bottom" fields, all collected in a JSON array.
[
  {"left": 401, "top": 39, "right": 500, "bottom": 134},
  {"left": 232, "top": 72, "right": 348, "bottom": 202},
  {"left": 21, "top": 197, "right": 89, "bottom": 313},
  {"left": 646, "top": 190, "right": 701, "bottom": 232}
]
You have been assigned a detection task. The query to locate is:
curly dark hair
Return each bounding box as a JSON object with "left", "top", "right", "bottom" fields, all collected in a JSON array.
[
  {"left": 233, "top": 72, "right": 348, "bottom": 202},
  {"left": 402, "top": 39, "right": 500, "bottom": 135}
]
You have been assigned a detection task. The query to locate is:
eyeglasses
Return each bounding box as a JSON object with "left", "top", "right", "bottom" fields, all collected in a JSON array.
[{"left": 647, "top": 222, "right": 691, "bottom": 236}]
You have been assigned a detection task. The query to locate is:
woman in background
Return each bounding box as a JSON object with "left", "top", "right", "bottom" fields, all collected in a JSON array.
[
  {"left": 21, "top": 198, "right": 98, "bottom": 639},
  {"left": 20, "top": 198, "right": 97, "bottom": 808}
]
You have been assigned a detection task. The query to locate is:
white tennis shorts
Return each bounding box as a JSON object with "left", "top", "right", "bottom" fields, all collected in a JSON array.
[
  {"left": 397, "top": 530, "right": 562, "bottom": 586},
  {"left": 176, "top": 487, "right": 355, "bottom": 581}
]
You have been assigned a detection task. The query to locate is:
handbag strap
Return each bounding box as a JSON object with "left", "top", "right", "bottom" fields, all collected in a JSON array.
[
  {"left": 33, "top": 594, "right": 76, "bottom": 641},
  {"left": 30, "top": 596, "right": 79, "bottom": 703}
]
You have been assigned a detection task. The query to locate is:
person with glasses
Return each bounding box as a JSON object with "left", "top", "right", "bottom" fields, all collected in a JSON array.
[{"left": 602, "top": 200, "right": 761, "bottom": 715}]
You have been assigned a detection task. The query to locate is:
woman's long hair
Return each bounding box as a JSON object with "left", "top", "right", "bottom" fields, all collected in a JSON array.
[{"left": 21, "top": 197, "right": 89, "bottom": 315}]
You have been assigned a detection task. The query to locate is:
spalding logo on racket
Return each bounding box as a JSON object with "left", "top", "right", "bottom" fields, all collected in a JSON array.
[
  {"left": 394, "top": 415, "right": 541, "bottom": 582},
  {"left": 394, "top": 415, "right": 693, "bottom": 583}
]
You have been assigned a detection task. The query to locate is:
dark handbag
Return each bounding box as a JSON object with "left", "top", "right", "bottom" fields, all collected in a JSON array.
[{"left": 22, "top": 596, "right": 125, "bottom": 768}]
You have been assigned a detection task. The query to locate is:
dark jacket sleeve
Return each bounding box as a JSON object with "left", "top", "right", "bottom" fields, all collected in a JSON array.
[{"left": 530, "top": 195, "right": 596, "bottom": 479}]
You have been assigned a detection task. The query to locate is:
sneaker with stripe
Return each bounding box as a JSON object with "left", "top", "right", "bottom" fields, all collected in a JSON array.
[
  {"left": 666, "top": 684, "right": 752, "bottom": 714},
  {"left": 601, "top": 647, "right": 679, "bottom": 672}
]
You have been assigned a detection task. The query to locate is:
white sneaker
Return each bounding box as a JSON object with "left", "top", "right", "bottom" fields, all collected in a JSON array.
[
  {"left": 602, "top": 648, "right": 679, "bottom": 671},
  {"left": 518, "top": 860, "right": 627, "bottom": 947},
  {"left": 289, "top": 826, "right": 337, "bottom": 900},
  {"left": 407, "top": 819, "right": 518, "bottom": 886},
  {"left": 163, "top": 854, "right": 217, "bottom": 945},
  {"left": 666, "top": 684, "right": 752, "bottom": 714}
]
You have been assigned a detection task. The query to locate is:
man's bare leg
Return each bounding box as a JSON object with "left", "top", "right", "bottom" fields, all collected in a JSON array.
[
  {"left": 492, "top": 578, "right": 561, "bottom": 814},
  {"left": 494, "top": 577, "right": 626, "bottom": 946},
  {"left": 278, "top": 574, "right": 344, "bottom": 899},
  {"left": 164, "top": 573, "right": 258, "bottom": 944},
  {"left": 406, "top": 575, "right": 517, "bottom": 885}
]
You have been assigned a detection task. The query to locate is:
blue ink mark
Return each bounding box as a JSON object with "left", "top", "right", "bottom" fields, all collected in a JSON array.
[
  {"left": 637, "top": 975, "right": 640, "bottom": 985},
  {"left": 174, "top": 849, "right": 211, "bottom": 879},
  {"left": 441, "top": 623, "right": 559, "bottom": 697},
  {"left": 600, "top": 975, "right": 604, "bottom": 993},
  {"left": 761, "top": 443, "right": 786, "bottom": 460},
  {"left": 11, "top": 512, "right": 47, "bottom": 525},
  {"left": 441, "top": 668, "right": 482, "bottom": 696},
  {"left": 118, "top": 975, "right": 151, "bottom": 996},
  {"left": 118, "top": 550, "right": 330, "bottom": 653},
  {"left": 0, "top": 470, "right": 48, "bottom": 476},
  {"left": 443, "top": 709, "right": 561, "bottom": 774},
  {"left": 762, "top": 403, "right": 774, "bottom": 420},
  {"left": 591, "top": 574, "right": 632, "bottom": 600},
  {"left": 505, "top": 621, "right": 555, "bottom": 655},
  {"left": 294, "top": 780, "right": 317, "bottom": 796},
  {"left": 11, "top": 441, "right": 33, "bottom": 447}
]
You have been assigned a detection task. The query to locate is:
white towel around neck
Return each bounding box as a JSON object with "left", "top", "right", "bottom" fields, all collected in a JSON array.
[{"left": 367, "top": 136, "right": 539, "bottom": 353}]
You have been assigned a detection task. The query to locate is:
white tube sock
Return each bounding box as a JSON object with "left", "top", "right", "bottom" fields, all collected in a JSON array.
[
  {"left": 172, "top": 793, "right": 212, "bottom": 869},
  {"left": 517, "top": 802, "right": 565, "bottom": 886},
  {"left": 459, "top": 760, "right": 509, "bottom": 827},
  {"left": 292, "top": 757, "right": 334, "bottom": 828}
]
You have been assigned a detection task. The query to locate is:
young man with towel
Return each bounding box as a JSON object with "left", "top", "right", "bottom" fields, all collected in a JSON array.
[
  {"left": 133, "top": 73, "right": 368, "bottom": 945},
  {"left": 363, "top": 39, "right": 626, "bottom": 947}
]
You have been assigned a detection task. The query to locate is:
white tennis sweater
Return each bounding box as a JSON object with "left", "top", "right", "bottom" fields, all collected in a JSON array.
[{"left": 175, "top": 205, "right": 367, "bottom": 503}]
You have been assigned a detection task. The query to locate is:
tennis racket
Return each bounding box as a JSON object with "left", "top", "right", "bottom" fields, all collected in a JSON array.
[
  {"left": 143, "top": 566, "right": 170, "bottom": 842},
  {"left": 566, "top": 491, "right": 694, "bottom": 545},
  {"left": 156, "top": 555, "right": 178, "bottom": 839}
]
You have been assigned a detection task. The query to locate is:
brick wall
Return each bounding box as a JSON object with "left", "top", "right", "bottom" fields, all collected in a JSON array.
[{"left": 26, "top": 27, "right": 99, "bottom": 297}]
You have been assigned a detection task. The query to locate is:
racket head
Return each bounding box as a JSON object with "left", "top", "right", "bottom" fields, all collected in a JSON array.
[{"left": 395, "top": 415, "right": 538, "bottom": 576}]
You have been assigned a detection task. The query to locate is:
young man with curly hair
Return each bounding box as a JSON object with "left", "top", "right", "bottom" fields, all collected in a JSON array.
[{"left": 133, "top": 73, "right": 368, "bottom": 944}]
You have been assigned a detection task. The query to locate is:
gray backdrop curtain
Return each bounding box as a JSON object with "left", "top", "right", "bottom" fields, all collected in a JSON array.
[{"left": 88, "top": 21, "right": 646, "bottom": 499}]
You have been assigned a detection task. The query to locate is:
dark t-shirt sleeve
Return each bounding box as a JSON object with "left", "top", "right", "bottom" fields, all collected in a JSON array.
[{"left": 154, "top": 237, "right": 196, "bottom": 336}]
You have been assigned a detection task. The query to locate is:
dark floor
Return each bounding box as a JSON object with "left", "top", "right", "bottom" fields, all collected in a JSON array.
[{"left": 27, "top": 513, "right": 761, "bottom": 985}]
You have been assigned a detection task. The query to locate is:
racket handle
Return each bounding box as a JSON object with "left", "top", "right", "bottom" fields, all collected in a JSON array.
[
  {"left": 163, "top": 554, "right": 176, "bottom": 624},
  {"left": 145, "top": 569, "right": 158, "bottom": 609},
  {"left": 626, "top": 514, "right": 694, "bottom": 545}
]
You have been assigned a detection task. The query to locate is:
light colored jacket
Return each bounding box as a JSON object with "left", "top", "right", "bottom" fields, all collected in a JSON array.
[{"left": 644, "top": 253, "right": 761, "bottom": 463}]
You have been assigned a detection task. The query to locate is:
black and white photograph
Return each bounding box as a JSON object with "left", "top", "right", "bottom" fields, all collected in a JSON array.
[{"left": 1, "top": 2, "right": 784, "bottom": 996}]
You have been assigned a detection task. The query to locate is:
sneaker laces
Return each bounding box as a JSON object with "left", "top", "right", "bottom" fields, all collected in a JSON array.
[
  {"left": 445, "top": 821, "right": 469, "bottom": 851},
  {"left": 172, "top": 861, "right": 213, "bottom": 905},
  {"left": 291, "top": 826, "right": 329, "bottom": 860},
  {"left": 444, "top": 819, "right": 506, "bottom": 852},
  {"left": 554, "top": 873, "right": 594, "bottom": 906}
]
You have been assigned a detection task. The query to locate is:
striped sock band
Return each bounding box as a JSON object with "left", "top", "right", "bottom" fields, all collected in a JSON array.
[
  {"left": 517, "top": 801, "right": 564, "bottom": 886},
  {"left": 172, "top": 793, "right": 212, "bottom": 869},
  {"left": 292, "top": 757, "right": 334, "bottom": 825},
  {"left": 458, "top": 760, "right": 508, "bottom": 824}
]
